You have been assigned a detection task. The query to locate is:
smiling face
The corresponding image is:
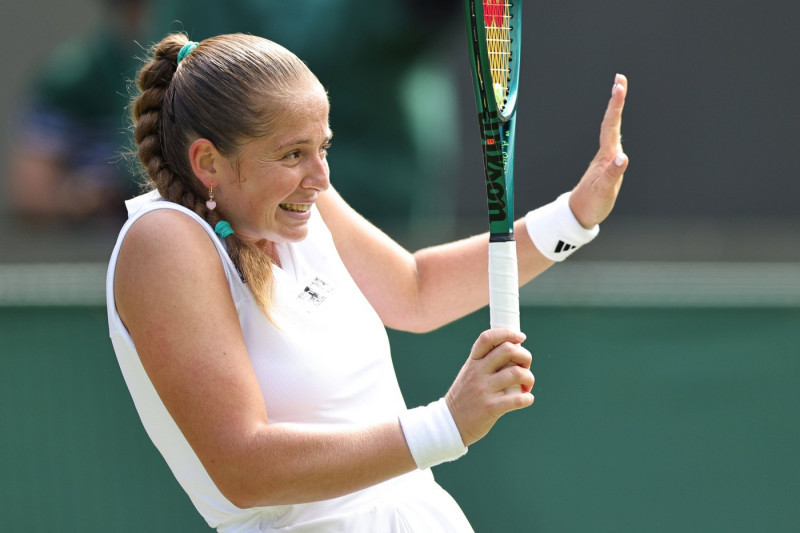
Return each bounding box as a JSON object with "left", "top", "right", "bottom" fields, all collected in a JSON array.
[{"left": 212, "top": 82, "right": 332, "bottom": 250}]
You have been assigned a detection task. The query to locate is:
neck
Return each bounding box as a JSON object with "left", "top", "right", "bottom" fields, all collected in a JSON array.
[{"left": 255, "top": 239, "right": 279, "bottom": 266}]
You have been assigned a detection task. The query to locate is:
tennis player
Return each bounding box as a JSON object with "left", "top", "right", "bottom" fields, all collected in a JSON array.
[{"left": 106, "top": 33, "right": 628, "bottom": 532}]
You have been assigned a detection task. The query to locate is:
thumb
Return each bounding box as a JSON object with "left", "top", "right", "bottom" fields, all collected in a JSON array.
[{"left": 600, "top": 151, "right": 628, "bottom": 191}]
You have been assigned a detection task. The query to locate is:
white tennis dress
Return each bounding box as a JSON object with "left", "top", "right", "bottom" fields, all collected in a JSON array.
[{"left": 106, "top": 191, "right": 474, "bottom": 532}]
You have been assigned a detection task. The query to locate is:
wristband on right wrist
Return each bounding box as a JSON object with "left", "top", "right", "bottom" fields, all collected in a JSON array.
[
  {"left": 398, "top": 398, "right": 467, "bottom": 470},
  {"left": 524, "top": 192, "right": 600, "bottom": 261}
]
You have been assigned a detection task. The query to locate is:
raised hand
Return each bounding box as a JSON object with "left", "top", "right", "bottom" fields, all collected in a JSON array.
[{"left": 569, "top": 74, "right": 629, "bottom": 229}]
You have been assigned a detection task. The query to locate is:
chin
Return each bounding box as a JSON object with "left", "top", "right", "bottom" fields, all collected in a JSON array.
[{"left": 276, "top": 227, "right": 310, "bottom": 244}]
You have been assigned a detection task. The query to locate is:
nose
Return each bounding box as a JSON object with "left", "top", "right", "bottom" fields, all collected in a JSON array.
[{"left": 302, "top": 153, "right": 330, "bottom": 192}]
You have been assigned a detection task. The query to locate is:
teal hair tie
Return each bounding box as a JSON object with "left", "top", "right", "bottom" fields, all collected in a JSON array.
[
  {"left": 214, "top": 220, "right": 235, "bottom": 240},
  {"left": 177, "top": 41, "right": 198, "bottom": 64}
]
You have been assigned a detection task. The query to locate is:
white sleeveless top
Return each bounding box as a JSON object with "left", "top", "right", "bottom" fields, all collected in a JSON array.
[{"left": 106, "top": 191, "right": 473, "bottom": 532}]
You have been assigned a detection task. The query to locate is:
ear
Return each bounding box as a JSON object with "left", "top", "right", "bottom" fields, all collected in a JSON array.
[{"left": 188, "top": 138, "right": 225, "bottom": 190}]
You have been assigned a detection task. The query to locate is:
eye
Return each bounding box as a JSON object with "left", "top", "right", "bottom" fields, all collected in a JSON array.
[
  {"left": 283, "top": 150, "right": 301, "bottom": 160},
  {"left": 320, "top": 142, "right": 332, "bottom": 156}
]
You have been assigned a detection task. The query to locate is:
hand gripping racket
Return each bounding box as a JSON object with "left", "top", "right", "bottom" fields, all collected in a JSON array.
[{"left": 465, "top": 0, "right": 523, "bottom": 335}]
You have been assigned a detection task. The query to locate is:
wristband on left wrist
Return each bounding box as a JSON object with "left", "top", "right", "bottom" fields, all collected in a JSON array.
[{"left": 524, "top": 192, "right": 600, "bottom": 261}]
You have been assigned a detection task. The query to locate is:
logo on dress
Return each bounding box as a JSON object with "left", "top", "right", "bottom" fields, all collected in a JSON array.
[{"left": 298, "top": 277, "right": 333, "bottom": 307}]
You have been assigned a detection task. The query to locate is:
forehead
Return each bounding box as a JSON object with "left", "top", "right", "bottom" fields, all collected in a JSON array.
[{"left": 268, "top": 84, "right": 330, "bottom": 139}]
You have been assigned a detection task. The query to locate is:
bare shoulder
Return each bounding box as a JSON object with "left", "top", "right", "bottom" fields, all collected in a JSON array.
[
  {"left": 118, "top": 207, "right": 216, "bottom": 265},
  {"left": 317, "top": 185, "right": 400, "bottom": 252},
  {"left": 114, "top": 208, "right": 227, "bottom": 332},
  {"left": 316, "top": 184, "right": 358, "bottom": 232}
]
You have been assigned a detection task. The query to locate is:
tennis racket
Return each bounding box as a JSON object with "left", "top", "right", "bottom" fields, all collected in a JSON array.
[{"left": 465, "top": 0, "right": 523, "bottom": 336}]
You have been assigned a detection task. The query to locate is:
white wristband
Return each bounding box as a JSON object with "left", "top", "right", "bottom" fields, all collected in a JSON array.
[
  {"left": 398, "top": 398, "right": 467, "bottom": 470},
  {"left": 525, "top": 192, "right": 600, "bottom": 261}
]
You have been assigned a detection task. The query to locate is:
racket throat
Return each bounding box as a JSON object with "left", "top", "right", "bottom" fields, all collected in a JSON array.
[{"left": 490, "top": 233, "right": 514, "bottom": 243}]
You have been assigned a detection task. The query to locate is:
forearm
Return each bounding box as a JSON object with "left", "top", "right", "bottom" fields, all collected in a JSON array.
[
  {"left": 407, "top": 218, "right": 554, "bottom": 332},
  {"left": 212, "top": 419, "right": 416, "bottom": 508}
]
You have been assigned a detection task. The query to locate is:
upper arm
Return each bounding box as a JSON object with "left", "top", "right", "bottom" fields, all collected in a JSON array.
[
  {"left": 316, "top": 187, "right": 424, "bottom": 330},
  {"left": 113, "top": 209, "right": 269, "bottom": 493}
]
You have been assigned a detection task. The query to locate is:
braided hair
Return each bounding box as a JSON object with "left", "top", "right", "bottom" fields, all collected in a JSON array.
[{"left": 131, "top": 33, "right": 322, "bottom": 318}]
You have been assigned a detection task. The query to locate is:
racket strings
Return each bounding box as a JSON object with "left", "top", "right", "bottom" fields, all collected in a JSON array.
[{"left": 483, "top": 0, "right": 513, "bottom": 111}]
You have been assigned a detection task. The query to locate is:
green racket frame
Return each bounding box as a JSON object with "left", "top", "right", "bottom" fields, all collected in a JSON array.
[{"left": 465, "top": 0, "right": 523, "bottom": 240}]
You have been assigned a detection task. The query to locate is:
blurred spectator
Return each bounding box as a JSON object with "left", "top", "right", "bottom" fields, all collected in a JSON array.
[
  {"left": 145, "top": 0, "right": 461, "bottom": 230},
  {"left": 8, "top": 0, "right": 149, "bottom": 224}
]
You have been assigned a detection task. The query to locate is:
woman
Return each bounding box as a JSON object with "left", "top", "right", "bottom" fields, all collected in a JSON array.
[{"left": 107, "top": 33, "right": 628, "bottom": 531}]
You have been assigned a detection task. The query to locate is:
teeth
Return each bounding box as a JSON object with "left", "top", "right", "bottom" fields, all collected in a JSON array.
[{"left": 280, "top": 203, "right": 310, "bottom": 213}]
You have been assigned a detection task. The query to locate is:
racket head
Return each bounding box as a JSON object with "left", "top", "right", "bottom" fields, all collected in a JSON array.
[
  {"left": 467, "top": 0, "right": 522, "bottom": 122},
  {"left": 466, "top": 0, "right": 523, "bottom": 238}
]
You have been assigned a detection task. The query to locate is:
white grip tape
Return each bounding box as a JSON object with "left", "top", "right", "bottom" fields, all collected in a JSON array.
[
  {"left": 489, "top": 240, "right": 520, "bottom": 331},
  {"left": 489, "top": 240, "right": 522, "bottom": 395},
  {"left": 398, "top": 398, "right": 468, "bottom": 470}
]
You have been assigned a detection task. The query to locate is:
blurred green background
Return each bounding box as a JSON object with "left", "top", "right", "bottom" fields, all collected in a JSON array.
[{"left": 2, "top": 304, "right": 798, "bottom": 531}]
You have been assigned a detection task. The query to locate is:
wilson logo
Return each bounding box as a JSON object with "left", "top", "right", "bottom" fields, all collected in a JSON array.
[{"left": 482, "top": 118, "right": 507, "bottom": 223}]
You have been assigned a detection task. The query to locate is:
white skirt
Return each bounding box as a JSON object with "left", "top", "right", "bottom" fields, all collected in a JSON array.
[{"left": 217, "top": 470, "right": 474, "bottom": 533}]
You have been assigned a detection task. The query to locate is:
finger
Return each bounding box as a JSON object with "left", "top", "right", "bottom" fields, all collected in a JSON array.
[
  {"left": 470, "top": 328, "right": 527, "bottom": 360},
  {"left": 495, "top": 389, "right": 535, "bottom": 412},
  {"left": 492, "top": 364, "right": 535, "bottom": 394},
  {"left": 600, "top": 79, "right": 626, "bottom": 148},
  {"left": 599, "top": 73, "right": 628, "bottom": 153},
  {"left": 484, "top": 342, "right": 532, "bottom": 373},
  {"left": 615, "top": 72, "right": 628, "bottom": 92},
  {"left": 597, "top": 151, "right": 629, "bottom": 192},
  {"left": 494, "top": 343, "right": 533, "bottom": 396}
]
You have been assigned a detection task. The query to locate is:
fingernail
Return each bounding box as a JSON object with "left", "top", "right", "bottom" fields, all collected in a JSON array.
[
  {"left": 517, "top": 331, "right": 527, "bottom": 341},
  {"left": 614, "top": 152, "right": 626, "bottom": 167}
]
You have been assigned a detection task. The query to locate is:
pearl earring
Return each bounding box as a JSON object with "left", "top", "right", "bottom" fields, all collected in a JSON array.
[{"left": 206, "top": 185, "right": 217, "bottom": 211}]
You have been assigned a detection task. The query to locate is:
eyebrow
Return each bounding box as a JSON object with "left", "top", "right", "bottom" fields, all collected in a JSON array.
[{"left": 274, "top": 131, "right": 333, "bottom": 152}]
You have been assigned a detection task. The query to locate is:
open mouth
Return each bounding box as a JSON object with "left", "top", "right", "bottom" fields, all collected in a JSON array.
[{"left": 280, "top": 203, "right": 311, "bottom": 213}]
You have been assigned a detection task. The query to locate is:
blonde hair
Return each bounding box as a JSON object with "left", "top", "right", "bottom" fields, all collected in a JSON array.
[{"left": 131, "top": 33, "right": 322, "bottom": 318}]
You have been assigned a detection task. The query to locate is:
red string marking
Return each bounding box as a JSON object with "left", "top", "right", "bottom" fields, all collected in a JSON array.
[{"left": 483, "top": 0, "right": 505, "bottom": 28}]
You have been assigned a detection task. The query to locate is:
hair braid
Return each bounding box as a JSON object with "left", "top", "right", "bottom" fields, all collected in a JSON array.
[
  {"left": 132, "top": 35, "right": 220, "bottom": 222},
  {"left": 133, "top": 38, "right": 182, "bottom": 195}
]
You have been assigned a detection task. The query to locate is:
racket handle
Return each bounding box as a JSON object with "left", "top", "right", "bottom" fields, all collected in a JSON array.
[
  {"left": 489, "top": 240, "right": 520, "bottom": 331},
  {"left": 489, "top": 240, "right": 523, "bottom": 396}
]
